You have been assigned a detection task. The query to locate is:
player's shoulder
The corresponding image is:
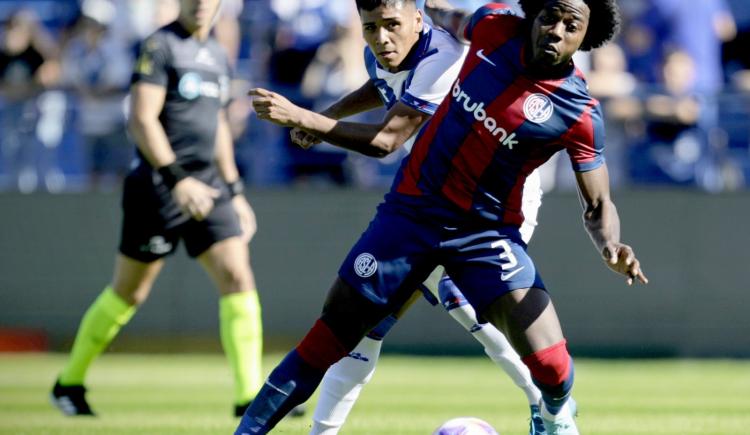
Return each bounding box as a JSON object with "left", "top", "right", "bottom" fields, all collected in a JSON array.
[
  {"left": 567, "top": 68, "right": 599, "bottom": 104},
  {"left": 408, "top": 24, "right": 467, "bottom": 71},
  {"left": 428, "top": 25, "right": 466, "bottom": 56},
  {"left": 140, "top": 22, "right": 181, "bottom": 53},
  {"left": 466, "top": 3, "right": 523, "bottom": 40},
  {"left": 556, "top": 69, "right": 604, "bottom": 127},
  {"left": 472, "top": 2, "right": 522, "bottom": 19}
]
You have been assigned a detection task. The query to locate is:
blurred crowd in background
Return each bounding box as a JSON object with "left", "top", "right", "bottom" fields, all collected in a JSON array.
[{"left": 1, "top": 0, "right": 750, "bottom": 193}]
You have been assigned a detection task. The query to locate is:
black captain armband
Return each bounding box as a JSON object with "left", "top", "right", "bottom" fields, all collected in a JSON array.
[
  {"left": 227, "top": 179, "right": 245, "bottom": 197},
  {"left": 157, "top": 162, "right": 188, "bottom": 189}
]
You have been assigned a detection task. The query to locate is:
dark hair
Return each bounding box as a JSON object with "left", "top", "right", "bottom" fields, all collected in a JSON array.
[
  {"left": 355, "top": 0, "right": 415, "bottom": 12},
  {"left": 518, "top": 0, "right": 621, "bottom": 51}
]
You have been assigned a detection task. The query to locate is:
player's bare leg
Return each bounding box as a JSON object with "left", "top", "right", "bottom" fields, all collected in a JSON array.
[
  {"left": 484, "top": 287, "right": 578, "bottom": 435},
  {"left": 437, "top": 277, "right": 545, "bottom": 434},
  {"left": 235, "top": 277, "right": 393, "bottom": 435},
  {"left": 311, "top": 290, "right": 420, "bottom": 434},
  {"left": 52, "top": 255, "right": 164, "bottom": 416}
]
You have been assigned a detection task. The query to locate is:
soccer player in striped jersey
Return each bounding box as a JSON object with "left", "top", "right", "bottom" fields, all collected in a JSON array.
[
  {"left": 251, "top": 0, "right": 545, "bottom": 433},
  {"left": 238, "top": 1, "right": 647, "bottom": 434}
]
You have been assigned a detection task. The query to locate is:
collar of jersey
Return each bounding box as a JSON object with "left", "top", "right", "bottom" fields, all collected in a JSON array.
[{"left": 169, "top": 21, "right": 193, "bottom": 39}]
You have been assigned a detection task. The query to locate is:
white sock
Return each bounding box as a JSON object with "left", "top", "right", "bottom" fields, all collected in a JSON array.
[
  {"left": 310, "top": 337, "right": 382, "bottom": 435},
  {"left": 542, "top": 399, "right": 571, "bottom": 420},
  {"left": 446, "top": 302, "right": 542, "bottom": 405}
]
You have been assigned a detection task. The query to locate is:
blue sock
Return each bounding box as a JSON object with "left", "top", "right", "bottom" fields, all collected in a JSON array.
[
  {"left": 438, "top": 276, "right": 467, "bottom": 310},
  {"left": 535, "top": 358, "right": 575, "bottom": 415},
  {"left": 366, "top": 314, "right": 398, "bottom": 340},
  {"left": 234, "top": 350, "right": 325, "bottom": 435}
]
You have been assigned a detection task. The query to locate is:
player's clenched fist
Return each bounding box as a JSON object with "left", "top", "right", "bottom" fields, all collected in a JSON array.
[{"left": 249, "top": 88, "right": 302, "bottom": 127}]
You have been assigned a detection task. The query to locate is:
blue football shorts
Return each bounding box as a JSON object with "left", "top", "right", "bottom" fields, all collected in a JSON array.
[{"left": 338, "top": 201, "right": 546, "bottom": 318}]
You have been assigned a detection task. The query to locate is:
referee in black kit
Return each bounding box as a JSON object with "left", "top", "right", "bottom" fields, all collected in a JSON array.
[{"left": 50, "top": 0, "right": 283, "bottom": 419}]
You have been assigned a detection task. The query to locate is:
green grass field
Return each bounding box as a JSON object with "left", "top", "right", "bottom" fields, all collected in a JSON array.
[{"left": 1, "top": 353, "right": 749, "bottom": 434}]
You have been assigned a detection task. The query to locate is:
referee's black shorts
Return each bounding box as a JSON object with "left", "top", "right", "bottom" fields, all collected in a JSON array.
[{"left": 118, "top": 168, "right": 242, "bottom": 263}]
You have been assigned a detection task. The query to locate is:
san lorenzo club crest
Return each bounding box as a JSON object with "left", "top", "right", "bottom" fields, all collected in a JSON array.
[
  {"left": 354, "top": 253, "right": 378, "bottom": 278},
  {"left": 523, "top": 93, "right": 554, "bottom": 124}
]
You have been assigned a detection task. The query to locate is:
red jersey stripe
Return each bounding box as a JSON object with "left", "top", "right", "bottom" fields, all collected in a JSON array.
[
  {"left": 396, "top": 94, "right": 452, "bottom": 195},
  {"left": 442, "top": 76, "right": 568, "bottom": 211}
]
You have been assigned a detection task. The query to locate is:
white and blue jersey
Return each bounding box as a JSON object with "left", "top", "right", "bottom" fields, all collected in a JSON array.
[{"left": 364, "top": 23, "right": 468, "bottom": 152}]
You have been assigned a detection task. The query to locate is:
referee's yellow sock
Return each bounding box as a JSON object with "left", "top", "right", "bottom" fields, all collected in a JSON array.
[
  {"left": 59, "top": 286, "right": 136, "bottom": 386},
  {"left": 220, "top": 291, "right": 263, "bottom": 405}
]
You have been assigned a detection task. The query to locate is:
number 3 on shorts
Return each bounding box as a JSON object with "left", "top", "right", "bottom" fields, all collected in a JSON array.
[{"left": 491, "top": 239, "right": 518, "bottom": 271}]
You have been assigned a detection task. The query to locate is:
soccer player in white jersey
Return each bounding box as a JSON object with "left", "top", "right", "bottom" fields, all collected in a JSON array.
[{"left": 249, "top": 0, "right": 544, "bottom": 433}]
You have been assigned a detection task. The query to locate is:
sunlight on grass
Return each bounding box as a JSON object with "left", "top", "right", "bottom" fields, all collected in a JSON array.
[{"left": 1, "top": 354, "right": 749, "bottom": 434}]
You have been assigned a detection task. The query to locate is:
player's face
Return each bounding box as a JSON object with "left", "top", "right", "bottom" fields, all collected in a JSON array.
[
  {"left": 179, "top": 0, "right": 221, "bottom": 31},
  {"left": 529, "top": 0, "right": 590, "bottom": 68},
  {"left": 360, "top": 2, "right": 424, "bottom": 72}
]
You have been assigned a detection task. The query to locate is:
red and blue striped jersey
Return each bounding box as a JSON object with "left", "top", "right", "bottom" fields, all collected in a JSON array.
[{"left": 389, "top": 3, "right": 606, "bottom": 225}]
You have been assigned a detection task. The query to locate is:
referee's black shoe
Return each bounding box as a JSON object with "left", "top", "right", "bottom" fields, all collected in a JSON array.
[{"left": 50, "top": 379, "right": 96, "bottom": 416}]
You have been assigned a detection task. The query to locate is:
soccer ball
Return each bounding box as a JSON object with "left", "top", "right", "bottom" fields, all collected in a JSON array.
[{"left": 432, "top": 417, "right": 499, "bottom": 435}]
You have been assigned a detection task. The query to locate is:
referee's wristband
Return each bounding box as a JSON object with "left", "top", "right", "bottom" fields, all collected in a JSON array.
[
  {"left": 227, "top": 179, "right": 244, "bottom": 197},
  {"left": 157, "top": 163, "right": 188, "bottom": 190}
]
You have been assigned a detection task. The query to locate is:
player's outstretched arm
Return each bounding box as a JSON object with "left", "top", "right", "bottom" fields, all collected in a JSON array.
[
  {"left": 320, "top": 79, "right": 384, "bottom": 120},
  {"left": 250, "top": 87, "right": 430, "bottom": 158},
  {"left": 575, "top": 164, "right": 648, "bottom": 286},
  {"left": 290, "top": 80, "right": 384, "bottom": 149},
  {"left": 424, "top": 0, "right": 472, "bottom": 43}
]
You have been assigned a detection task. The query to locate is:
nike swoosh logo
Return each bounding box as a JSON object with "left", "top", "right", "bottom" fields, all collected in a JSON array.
[
  {"left": 476, "top": 49, "right": 496, "bottom": 67},
  {"left": 501, "top": 266, "right": 525, "bottom": 281}
]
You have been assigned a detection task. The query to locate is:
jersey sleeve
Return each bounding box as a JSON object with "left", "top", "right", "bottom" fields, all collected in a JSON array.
[
  {"left": 464, "top": 3, "right": 521, "bottom": 42},
  {"left": 131, "top": 33, "right": 170, "bottom": 87},
  {"left": 563, "top": 102, "right": 606, "bottom": 172},
  {"left": 401, "top": 39, "right": 466, "bottom": 115}
]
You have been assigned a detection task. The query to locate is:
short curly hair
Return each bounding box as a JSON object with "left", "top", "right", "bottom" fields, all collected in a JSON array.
[{"left": 518, "top": 0, "right": 621, "bottom": 51}]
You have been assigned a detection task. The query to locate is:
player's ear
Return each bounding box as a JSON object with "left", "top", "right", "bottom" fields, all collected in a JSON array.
[{"left": 415, "top": 8, "right": 424, "bottom": 33}]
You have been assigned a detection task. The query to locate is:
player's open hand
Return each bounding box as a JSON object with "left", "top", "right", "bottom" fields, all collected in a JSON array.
[
  {"left": 232, "top": 195, "right": 257, "bottom": 243},
  {"left": 602, "top": 242, "right": 648, "bottom": 286},
  {"left": 249, "top": 88, "right": 301, "bottom": 127},
  {"left": 172, "top": 177, "right": 221, "bottom": 221},
  {"left": 290, "top": 127, "right": 321, "bottom": 149}
]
